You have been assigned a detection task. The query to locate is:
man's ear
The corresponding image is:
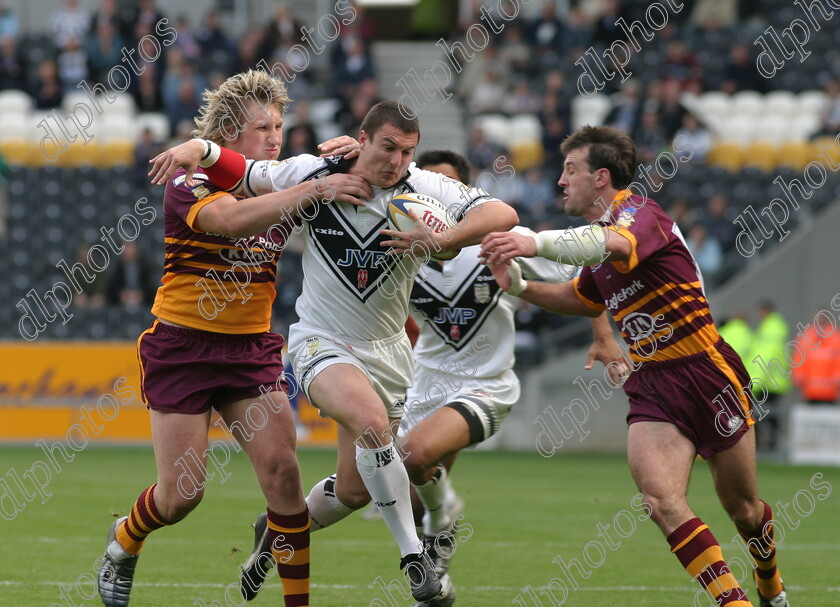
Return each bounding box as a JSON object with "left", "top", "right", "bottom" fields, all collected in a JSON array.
[{"left": 595, "top": 167, "right": 611, "bottom": 188}]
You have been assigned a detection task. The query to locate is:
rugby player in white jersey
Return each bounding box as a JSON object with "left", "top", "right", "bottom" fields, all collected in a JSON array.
[
  {"left": 149, "top": 102, "right": 518, "bottom": 602},
  {"left": 229, "top": 150, "right": 622, "bottom": 607},
  {"left": 394, "top": 152, "right": 622, "bottom": 606}
]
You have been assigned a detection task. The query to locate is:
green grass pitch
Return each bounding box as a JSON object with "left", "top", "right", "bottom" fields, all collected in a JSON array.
[{"left": 1, "top": 447, "right": 838, "bottom": 606}]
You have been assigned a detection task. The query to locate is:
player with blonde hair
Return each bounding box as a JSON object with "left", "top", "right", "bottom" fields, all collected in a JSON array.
[
  {"left": 96, "top": 69, "right": 369, "bottom": 607},
  {"left": 149, "top": 101, "right": 519, "bottom": 603}
]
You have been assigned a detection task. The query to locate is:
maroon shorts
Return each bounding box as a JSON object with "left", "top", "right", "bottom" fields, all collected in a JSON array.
[
  {"left": 137, "top": 321, "right": 289, "bottom": 414},
  {"left": 624, "top": 339, "right": 754, "bottom": 458}
]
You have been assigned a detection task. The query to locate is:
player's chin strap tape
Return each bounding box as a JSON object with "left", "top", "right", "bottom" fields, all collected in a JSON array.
[
  {"left": 196, "top": 139, "right": 246, "bottom": 191},
  {"left": 535, "top": 225, "right": 608, "bottom": 267}
]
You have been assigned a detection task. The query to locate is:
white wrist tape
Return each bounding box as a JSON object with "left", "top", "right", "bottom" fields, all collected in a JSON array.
[
  {"left": 535, "top": 225, "right": 608, "bottom": 266},
  {"left": 506, "top": 260, "right": 528, "bottom": 296},
  {"left": 198, "top": 140, "right": 221, "bottom": 167}
]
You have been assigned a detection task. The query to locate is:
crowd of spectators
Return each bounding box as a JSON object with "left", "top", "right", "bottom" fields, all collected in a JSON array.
[
  {"left": 0, "top": 0, "right": 380, "bottom": 141},
  {"left": 2, "top": 0, "right": 840, "bottom": 350}
]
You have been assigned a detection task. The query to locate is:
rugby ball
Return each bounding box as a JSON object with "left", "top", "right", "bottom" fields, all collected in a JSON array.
[{"left": 388, "top": 193, "right": 459, "bottom": 261}]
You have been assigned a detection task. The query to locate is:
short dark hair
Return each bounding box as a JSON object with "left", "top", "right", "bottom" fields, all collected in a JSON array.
[
  {"left": 360, "top": 101, "right": 420, "bottom": 139},
  {"left": 560, "top": 125, "right": 637, "bottom": 189},
  {"left": 416, "top": 150, "right": 471, "bottom": 184}
]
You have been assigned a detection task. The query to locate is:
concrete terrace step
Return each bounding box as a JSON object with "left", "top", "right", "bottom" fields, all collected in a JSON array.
[{"left": 372, "top": 42, "right": 467, "bottom": 155}]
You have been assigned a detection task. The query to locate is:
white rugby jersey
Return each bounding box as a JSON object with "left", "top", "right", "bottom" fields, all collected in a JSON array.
[
  {"left": 242, "top": 155, "right": 500, "bottom": 340},
  {"left": 410, "top": 227, "right": 577, "bottom": 379}
]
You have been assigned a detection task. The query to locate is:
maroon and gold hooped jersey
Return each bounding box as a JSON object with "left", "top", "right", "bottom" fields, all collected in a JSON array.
[
  {"left": 151, "top": 168, "right": 291, "bottom": 333},
  {"left": 574, "top": 189, "right": 719, "bottom": 363}
]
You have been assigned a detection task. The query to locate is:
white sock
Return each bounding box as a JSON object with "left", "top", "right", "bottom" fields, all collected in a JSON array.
[
  {"left": 306, "top": 474, "right": 353, "bottom": 530},
  {"left": 414, "top": 465, "right": 452, "bottom": 535},
  {"left": 443, "top": 475, "right": 459, "bottom": 511},
  {"left": 356, "top": 443, "right": 422, "bottom": 557}
]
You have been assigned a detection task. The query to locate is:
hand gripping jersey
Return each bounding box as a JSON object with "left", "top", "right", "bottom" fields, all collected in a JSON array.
[
  {"left": 242, "top": 155, "right": 500, "bottom": 341},
  {"left": 410, "top": 227, "right": 576, "bottom": 380},
  {"left": 574, "top": 189, "right": 719, "bottom": 363}
]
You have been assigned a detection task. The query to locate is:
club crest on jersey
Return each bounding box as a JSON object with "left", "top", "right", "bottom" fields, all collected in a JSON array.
[
  {"left": 358, "top": 269, "right": 368, "bottom": 289},
  {"left": 305, "top": 337, "right": 321, "bottom": 357},
  {"left": 614, "top": 207, "right": 638, "bottom": 228},
  {"left": 474, "top": 283, "right": 491, "bottom": 304}
]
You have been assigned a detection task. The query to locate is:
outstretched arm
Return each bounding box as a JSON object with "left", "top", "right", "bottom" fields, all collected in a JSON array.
[
  {"left": 490, "top": 261, "right": 601, "bottom": 317},
  {"left": 194, "top": 174, "right": 372, "bottom": 238},
  {"left": 149, "top": 136, "right": 361, "bottom": 188},
  {"left": 481, "top": 226, "right": 631, "bottom": 266}
]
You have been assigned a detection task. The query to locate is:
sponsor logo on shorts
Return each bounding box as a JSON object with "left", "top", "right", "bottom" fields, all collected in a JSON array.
[
  {"left": 728, "top": 416, "right": 744, "bottom": 431},
  {"left": 305, "top": 337, "right": 321, "bottom": 357},
  {"left": 191, "top": 185, "right": 211, "bottom": 199}
]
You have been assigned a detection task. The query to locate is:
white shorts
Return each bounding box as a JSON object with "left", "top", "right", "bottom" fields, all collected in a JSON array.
[
  {"left": 400, "top": 365, "right": 520, "bottom": 445},
  {"left": 288, "top": 323, "right": 414, "bottom": 419}
]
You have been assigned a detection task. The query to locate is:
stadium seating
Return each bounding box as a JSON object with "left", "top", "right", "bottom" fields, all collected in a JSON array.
[
  {"left": 694, "top": 91, "right": 730, "bottom": 125},
  {"left": 707, "top": 142, "right": 745, "bottom": 171},
  {"left": 797, "top": 90, "right": 827, "bottom": 115},
  {"left": 570, "top": 94, "right": 612, "bottom": 130},
  {"left": 742, "top": 142, "right": 779, "bottom": 172},
  {"left": 776, "top": 142, "right": 817, "bottom": 172},
  {"left": 0, "top": 90, "right": 33, "bottom": 115},
  {"left": 472, "top": 113, "right": 509, "bottom": 148}
]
